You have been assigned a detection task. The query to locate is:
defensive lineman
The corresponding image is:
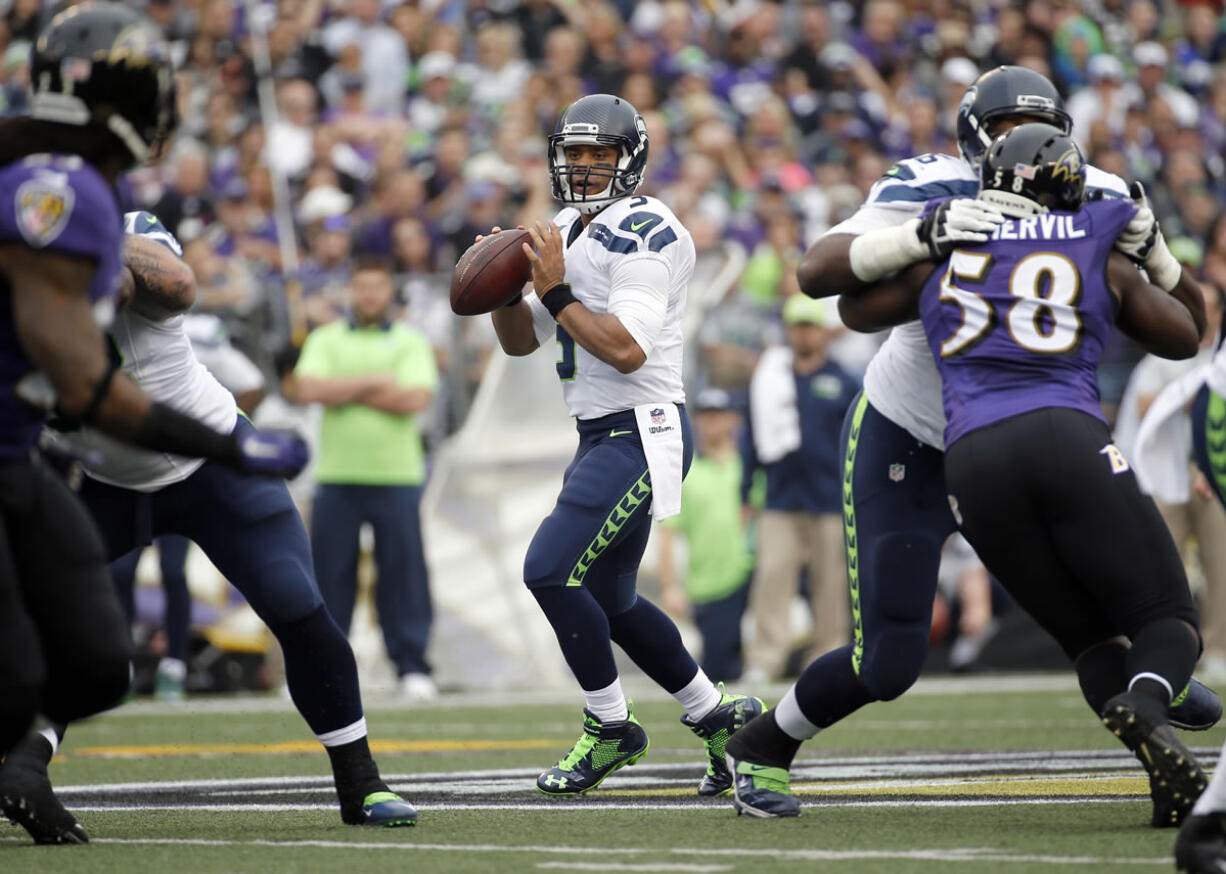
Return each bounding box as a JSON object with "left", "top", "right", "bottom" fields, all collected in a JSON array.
[
  {"left": 488, "top": 94, "right": 762, "bottom": 796},
  {"left": 724, "top": 66, "right": 1220, "bottom": 818}
]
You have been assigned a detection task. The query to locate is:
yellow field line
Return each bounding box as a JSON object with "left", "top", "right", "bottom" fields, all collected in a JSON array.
[{"left": 75, "top": 739, "right": 558, "bottom": 757}]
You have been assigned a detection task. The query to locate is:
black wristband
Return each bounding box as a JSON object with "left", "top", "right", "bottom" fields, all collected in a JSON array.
[
  {"left": 541, "top": 283, "right": 578, "bottom": 319},
  {"left": 132, "top": 402, "right": 241, "bottom": 465}
]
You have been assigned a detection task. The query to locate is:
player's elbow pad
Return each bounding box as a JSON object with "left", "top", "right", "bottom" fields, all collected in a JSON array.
[{"left": 848, "top": 219, "right": 929, "bottom": 284}]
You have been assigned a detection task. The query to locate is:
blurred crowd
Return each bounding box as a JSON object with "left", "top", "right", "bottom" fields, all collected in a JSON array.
[{"left": 1, "top": 0, "right": 1221, "bottom": 436}]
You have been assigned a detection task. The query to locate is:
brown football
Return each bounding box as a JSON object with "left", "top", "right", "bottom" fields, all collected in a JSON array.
[{"left": 449, "top": 229, "right": 534, "bottom": 316}]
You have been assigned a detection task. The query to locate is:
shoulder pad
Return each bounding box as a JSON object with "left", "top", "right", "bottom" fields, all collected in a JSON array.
[
  {"left": 124, "top": 210, "right": 184, "bottom": 256},
  {"left": 867, "top": 154, "right": 978, "bottom": 206}
]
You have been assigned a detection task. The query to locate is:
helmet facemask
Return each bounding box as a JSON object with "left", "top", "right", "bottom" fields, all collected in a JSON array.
[{"left": 548, "top": 114, "right": 648, "bottom": 215}]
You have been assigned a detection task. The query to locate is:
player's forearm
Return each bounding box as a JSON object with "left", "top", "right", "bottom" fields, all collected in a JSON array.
[
  {"left": 491, "top": 299, "right": 540, "bottom": 356},
  {"left": 124, "top": 234, "right": 196, "bottom": 317},
  {"left": 555, "top": 305, "right": 646, "bottom": 374},
  {"left": 1169, "top": 268, "right": 1208, "bottom": 342},
  {"left": 797, "top": 234, "right": 871, "bottom": 299}
]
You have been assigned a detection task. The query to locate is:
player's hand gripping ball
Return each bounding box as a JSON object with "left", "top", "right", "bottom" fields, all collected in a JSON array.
[{"left": 450, "top": 228, "right": 533, "bottom": 315}]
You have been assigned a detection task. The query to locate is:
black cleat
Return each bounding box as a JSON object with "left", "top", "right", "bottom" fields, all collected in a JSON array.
[
  {"left": 0, "top": 759, "right": 89, "bottom": 845},
  {"left": 1175, "top": 812, "right": 1226, "bottom": 873},
  {"left": 1101, "top": 692, "right": 1207, "bottom": 828},
  {"left": 681, "top": 685, "right": 765, "bottom": 797}
]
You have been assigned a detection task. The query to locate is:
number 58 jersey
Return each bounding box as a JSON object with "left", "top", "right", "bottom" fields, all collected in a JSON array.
[
  {"left": 524, "top": 196, "right": 695, "bottom": 420},
  {"left": 919, "top": 197, "right": 1137, "bottom": 448}
]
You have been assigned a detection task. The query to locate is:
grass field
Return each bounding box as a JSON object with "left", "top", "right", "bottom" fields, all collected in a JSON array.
[{"left": 2, "top": 673, "right": 1219, "bottom": 873}]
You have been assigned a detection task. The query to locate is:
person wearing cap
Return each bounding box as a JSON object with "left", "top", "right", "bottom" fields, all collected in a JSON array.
[
  {"left": 294, "top": 256, "right": 439, "bottom": 703},
  {"left": 741, "top": 294, "right": 860, "bottom": 682},
  {"left": 1125, "top": 41, "right": 1201, "bottom": 130},
  {"left": 301, "top": 213, "right": 356, "bottom": 328},
  {"left": 1068, "top": 53, "right": 1129, "bottom": 143},
  {"left": 657, "top": 388, "right": 755, "bottom": 682}
]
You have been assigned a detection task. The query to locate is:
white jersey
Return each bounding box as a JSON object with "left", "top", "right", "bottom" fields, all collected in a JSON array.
[
  {"left": 65, "top": 212, "right": 238, "bottom": 492},
  {"left": 523, "top": 195, "right": 695, "bottom": 420},
  {"left": 824, "top": 153, "right": 1129, "bottom": 449}
]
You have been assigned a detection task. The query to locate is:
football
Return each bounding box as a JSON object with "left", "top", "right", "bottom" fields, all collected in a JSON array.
[{"left": 450, "top": 229, "right": 534, "bottom": 316}]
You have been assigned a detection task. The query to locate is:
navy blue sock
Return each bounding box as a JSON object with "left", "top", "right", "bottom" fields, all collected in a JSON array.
[
  {"left": 531, "top": 586, "right": 618, "bottom": 690},
  {"left": 793, "top": 646, "right": 875, "bottom": 729},
  {"left": 270, "top": 605, "right": 364, "bottom": 736},
  {"left": 607, "top": 598, "right": 699, "bottom": 694}
]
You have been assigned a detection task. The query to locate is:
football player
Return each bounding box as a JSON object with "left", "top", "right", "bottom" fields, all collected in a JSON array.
[
  {"left": 485, "top": 94, "right": 763, "bottom": 796},
  {"left": 0, "top": 2, "right": 305, "bottom": 843},
  {"left": 2, "top": 210, "right": 419, "bottom": 834},
  {"left": 725, "top": 65, "right": 1221, "bottom": 818},
  {"left": 808, "top": 123, "right": 1208, "bottom": 827}
]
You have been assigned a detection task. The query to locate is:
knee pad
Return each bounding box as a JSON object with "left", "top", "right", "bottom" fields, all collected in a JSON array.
[{"left": 858, "top": 624, "right": 929, "bottom": 701}]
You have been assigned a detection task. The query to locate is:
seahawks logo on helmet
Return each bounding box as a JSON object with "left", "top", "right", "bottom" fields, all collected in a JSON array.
[
  {"left": 548, "top": 94, "right": 649, "bottom": 216},
  {"left": 956, "top": 66, "right": 1072, "bottom": 167}
]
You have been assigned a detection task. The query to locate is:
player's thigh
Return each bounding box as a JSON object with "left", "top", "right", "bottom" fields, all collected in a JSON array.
[
  {"left": 524, "top": 439, "right": 652, "bottom": 592},
  {"left": 7, "top": 462, "right": 131, "bottom": 673},
  {"left": 1042, "top": 411, "right": 1196, "bottom": 637},
  {"left": 163, "top": 459, "right": 323, "bottom": 624},
  {"left": 845, "top": 398, "right": 954, "bottom": 628},
  {"left": 946, "top": 421, "right": 1116, "bottom": 657}
]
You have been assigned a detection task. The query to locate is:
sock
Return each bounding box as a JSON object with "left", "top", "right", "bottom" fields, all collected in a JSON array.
[
  {"left": 724, "top": 710, "right": 802, "bottom": 770},
  {"left": 531, "top": 586, "right": 618, "bottom": 690},
  {"left": 1129, "top": 675, "right": 1174, "bottom": 721},
  {"left": 325, "top": 735, "right": 390, "bottom": 823},
  {"left": 672, "top": 669, "right": 722, "bottom": 722},
  {"left": 271, "top": 605, "right": 365, "bottom": 736},
  {"left": 582, "top": 678, "right": 628, "bottom": 724},
  {"left": 157, "top": 658, "right": 187, "bottom": 682},
  {"left": 607, "top": 598, "right": 701, "bottom": 693},
  {"left": 774, "top": 686, "right": 821, "bottom": 741},
  {"left": 1194, "top": 739, "right": 1226, "bottom": 815},
  {"left": 791, "top": 646, "right": 874, "bottom": 730},
  {"left": 1074, "top": 639, "right": 1128, "bottom": 714},
  {"left": 1125, "top": 617, "right": 1199, "bottom": 718},
  {"left": 3, "top": 719, "right": 60, "bottom": 771}
]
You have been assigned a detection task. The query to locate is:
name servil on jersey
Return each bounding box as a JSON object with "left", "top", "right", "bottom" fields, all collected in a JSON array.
[
  {"left": 822, "top": 152, "right": 1129, "bottom": 450},
  {"left": 523, "top": 194, "right": 696, "bottom": 420}
]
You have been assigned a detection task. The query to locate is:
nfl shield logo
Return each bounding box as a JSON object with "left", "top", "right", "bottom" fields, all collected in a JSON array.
[
  {"left": 650, "top": 407, "right": 665, "bottom": 425},
  {"left": 888, "top": 463, "right": 905, "bottom": 483}
]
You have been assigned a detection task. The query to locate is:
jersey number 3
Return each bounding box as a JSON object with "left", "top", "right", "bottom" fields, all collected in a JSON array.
[
  {"left": 556, "top": 325, "right": 576, "bottom": 381},
  {"left": 939, "top": 250, "right": 1083, "bottom": 357}
]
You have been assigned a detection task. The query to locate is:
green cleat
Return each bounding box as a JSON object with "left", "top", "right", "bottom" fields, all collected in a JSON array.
[
  {"left": 359, "top": 791, "right": 418, "bottom": 827},
  {"left": 726, "top": 751, "right": 801, "bottom": 818},
  {"left": 682, "top": 684, "right": 765, "bottom": 796},
  {"left": 537, "top": 704, "right": 649, "bottom": 796}
]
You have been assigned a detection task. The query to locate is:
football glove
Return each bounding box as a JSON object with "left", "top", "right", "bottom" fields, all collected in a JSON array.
[
  {"left": 1115, "top": 182, "right": 1181, "bottom": 291},
  {"left": 916, "top": 198, "right": 1004, "bottom": 260},
  {"left": 235, "top": 428, "right": 310, "bottom": 479}
]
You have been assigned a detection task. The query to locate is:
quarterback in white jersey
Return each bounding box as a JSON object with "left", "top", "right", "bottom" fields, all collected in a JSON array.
[
  {"left": 723, "top": 66, "right": 1221, "bottom": 820},
  {"left": 487, "top": 94, "right": 763, "bottom": 800}
]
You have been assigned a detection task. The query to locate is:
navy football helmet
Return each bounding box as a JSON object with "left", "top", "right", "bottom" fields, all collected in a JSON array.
[
  {"left": 548, "top": 94, "right": 649, "bottom": 215},
  {"left": 979, "top": 122, "right": 1086, "bottom": 216},
  {"left": 29, "top": 2, "right": 176, "bottom": 166},
  {"left": 956, "top": 66, "right": 1072, "bottom": 167}
]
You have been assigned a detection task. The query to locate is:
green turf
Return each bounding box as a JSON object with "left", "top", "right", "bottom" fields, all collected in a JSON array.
[{"left": 1, "top": 677, "right": 1218, "bottom": 873}]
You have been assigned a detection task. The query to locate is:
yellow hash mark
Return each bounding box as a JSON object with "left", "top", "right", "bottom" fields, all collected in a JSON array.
[{"left": 75, "top": 739, "right": 558, "bottom": 758}]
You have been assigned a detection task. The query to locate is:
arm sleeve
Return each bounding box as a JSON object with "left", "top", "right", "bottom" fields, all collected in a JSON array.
[
  {"left": 607, "top": 254, "right": 671, "bottom": 358},
  {"left": 825, "top": 203, "right": 920, "bottom": 238}
]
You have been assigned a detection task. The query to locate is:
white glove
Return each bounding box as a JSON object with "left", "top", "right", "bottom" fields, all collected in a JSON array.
[
  {"left": 916, "top": 198, "right": 1005, "bottom": 260},
  {"left": 847, "top": 199, "right": 1004, "bottom": 284},
  {"left": 1115, "top": 181, "right": 1181, "bottom": 291}
]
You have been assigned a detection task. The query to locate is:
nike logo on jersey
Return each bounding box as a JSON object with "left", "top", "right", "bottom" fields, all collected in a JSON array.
[
  {"left": 609, "top": 429, "right": 634, "bottom": 438},
  {"left": 630, "top": 218, "right": 655, "bottom": 232}
]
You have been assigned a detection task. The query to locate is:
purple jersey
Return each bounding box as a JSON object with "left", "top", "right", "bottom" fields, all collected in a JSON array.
[
  {"left": 919, "top": 198, "right": 1137, "bottom": 447},
  {"left": 0, "top": 153, "right": 123, "bottom": 460}
]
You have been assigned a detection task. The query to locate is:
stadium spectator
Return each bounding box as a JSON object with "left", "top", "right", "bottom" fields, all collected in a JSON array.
[
  {"left": 741, "top": 294, "right": 858, "bottom": 682},
  {"left": 657, "top": 388, "right": 755, "bottom": 683},
  {"left": 295, "top": 258, "right": 439, "bottom": 702}
]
